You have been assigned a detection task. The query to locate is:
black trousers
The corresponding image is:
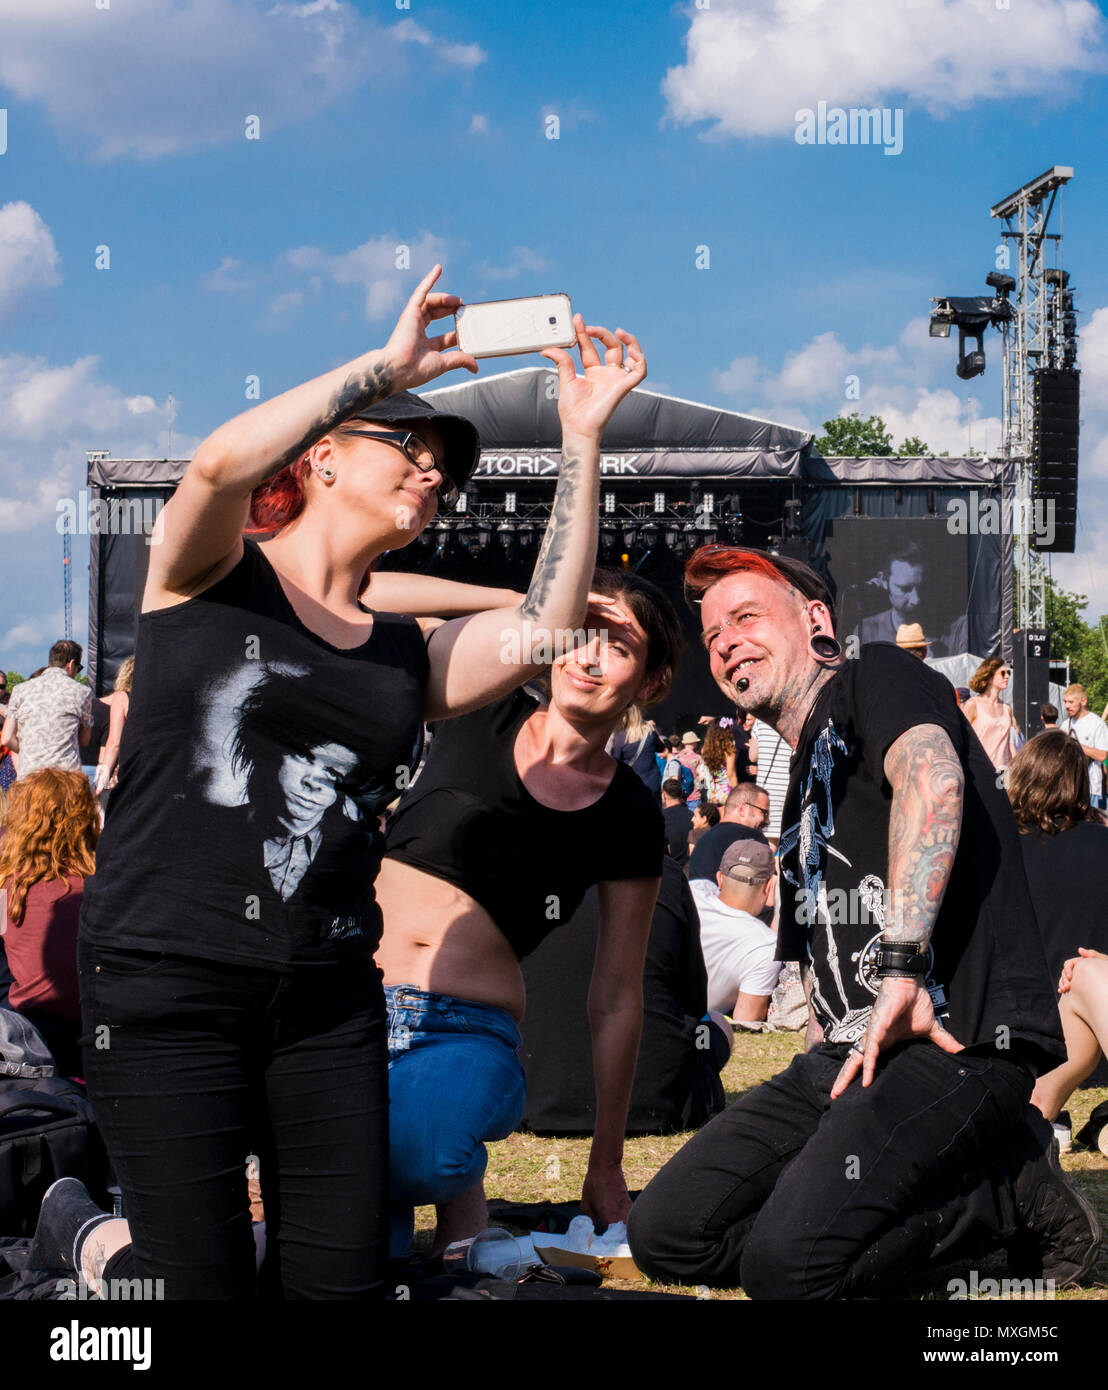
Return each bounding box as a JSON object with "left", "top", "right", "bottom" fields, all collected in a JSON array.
[
  {"left": 626, "top": 1039, "right": 1036, "bottom": 1298},
  {"left": 78, "top": 940, "right": 388, "bottom": 1300}
]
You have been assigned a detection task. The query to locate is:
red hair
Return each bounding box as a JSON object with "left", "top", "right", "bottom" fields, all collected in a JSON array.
[
  {"left": 0, "top": 769, "right": 99, "bottom": 923},
  {"left": 244, "top": 456, "right": 311, "bottom": 536},
  {"left": 683, "top": 545, "right": 837, "bottom": 622},
  {"left": 685, "top": 547, "right": 785, "bottom": 597}
]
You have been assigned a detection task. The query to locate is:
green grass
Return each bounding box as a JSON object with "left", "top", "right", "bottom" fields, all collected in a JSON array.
[{"left": 414, "top": 1030, "right": 1108, "bottom": 1300}]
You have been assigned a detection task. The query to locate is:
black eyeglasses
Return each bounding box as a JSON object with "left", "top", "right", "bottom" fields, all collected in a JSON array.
[{"left": 343, "top": 429, "right": 458, "bottom": 508}]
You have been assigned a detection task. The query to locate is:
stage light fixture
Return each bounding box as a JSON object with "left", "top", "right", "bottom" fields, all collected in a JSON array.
[
  {"left": 1044, "top": 268, "right": 1070, "bottom": 288},
  {"left": 455, "top": 493, "right": 468, "bottom": 513},
  {"left": 504, "top": 492, "right": 517, "bottom": 514},
  {"left": 653, "top": 491, "right": 665, "bottom": 513},
  {"left": 930, "top": 290, "right": 1012, "bottom": 380},
  {"left": 603, "top": 492, "right": 616, "bottom": 514},
  {"left": 986, "top": 272, "right": 1016, "bottom": 295}
]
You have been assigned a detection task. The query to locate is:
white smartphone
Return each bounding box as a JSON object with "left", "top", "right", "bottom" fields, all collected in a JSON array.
[{"left": 455, "top": 293, "right": 576, "bottom": 358}]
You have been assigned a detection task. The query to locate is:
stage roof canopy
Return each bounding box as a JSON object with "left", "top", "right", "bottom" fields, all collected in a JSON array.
[{"left": 86, "top": 368, "right": 1003, "bottom": 487}]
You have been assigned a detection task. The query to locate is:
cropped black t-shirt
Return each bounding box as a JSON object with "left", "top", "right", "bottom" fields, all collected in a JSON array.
[
  {"left": 384, "top": 688, "right": 664, "bottom": 960},
  {"left": 80, "top": 539, "right": 428, "bottom": 970}
]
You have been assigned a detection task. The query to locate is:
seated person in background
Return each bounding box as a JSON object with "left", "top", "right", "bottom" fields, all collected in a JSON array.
[
  {"left": 661, "top": 776, "right": 693, "bottom": 866},
  {"left": 1006, "top": 732, "right": 1108, "bottom": 1130},
  {"left": 1031, "top": 949, "right": 1108, "bottom": 1142},
  {"left": 520, "top": 855, "right": 730, "bottom": 1136},
  {"left": 1007, "top": 732, "right": 1108, "bottom": 982},
  {"left": 0, "top": 768, "right": 99, "bottom": 1076},
  {"left": 690, "top": 840, "right": 782, "bottom": 1023},
  {"left": 687, "top": 801, "right": 719, "bottom": 858},
  {"left": 687, "top": 782, "right": 770, "bottom": 882}
]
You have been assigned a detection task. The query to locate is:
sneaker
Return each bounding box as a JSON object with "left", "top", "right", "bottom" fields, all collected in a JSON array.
[
  {"left": 1008, "top": 1127, "right": 1102, "bottom": 1288},
  {"left": 1052, "top": 1110, "right": 1073, "bottom": 1155},
  {"left": 1073, "top": 1099, "right": 1108, "bottom": 1155}
]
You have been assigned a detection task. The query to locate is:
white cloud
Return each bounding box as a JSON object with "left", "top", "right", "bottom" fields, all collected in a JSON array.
[
  {"left": 204, "top": 231, "right": 449, "bottom": 321},
  {"left": 0, "top": 0, "right": 485, "bottom": 161},
  {"left": 201, "top": 257, "right": 260, "bottom": 295},
  {"left": 469, "top": 113, "right": 490, "bottom": 135},
  {"left": 2, "top": 613, "right": 65, "bottom": 653},
  {"left": 710, "top": 306, "right": 1108, "bottom": 617},
  {"left": 475, "top": 246, "right": 548, "bottom": 283},
  {"left": 663, "top": 0, "right": 1107, "bottom": 139},
  {"left": 539, "top": 101, "right": 596, "bottom": 134},
  {"left": 711, "top": 316, "right": 951, "bottom": 433},
  {"left": 0, "top": 202, "right": 61, "bottom": 317},
  {"left": 0, "top": 351, "right": 204, "bottom": 672}
]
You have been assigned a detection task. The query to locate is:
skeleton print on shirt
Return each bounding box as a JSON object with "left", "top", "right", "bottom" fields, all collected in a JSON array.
[{"left": 780, "top": 718, "right": 946, "bottom": 1043}]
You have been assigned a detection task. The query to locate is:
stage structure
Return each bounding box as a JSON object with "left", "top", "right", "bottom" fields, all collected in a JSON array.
[{"left": 86, "top": 370, "right": 1010, "bottom": 727}]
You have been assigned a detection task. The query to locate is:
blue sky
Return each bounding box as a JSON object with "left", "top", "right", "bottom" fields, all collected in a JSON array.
[{"left": 3, "top": 0, "right": 1108, "bottom": 674}]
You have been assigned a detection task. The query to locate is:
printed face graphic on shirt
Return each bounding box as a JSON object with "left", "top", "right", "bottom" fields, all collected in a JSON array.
[
  {"left": 277, "top": 741, "right": 360, "bottom": 833},
  {"left": 192, "top": 660, "right": 420, "bottom": 910}
]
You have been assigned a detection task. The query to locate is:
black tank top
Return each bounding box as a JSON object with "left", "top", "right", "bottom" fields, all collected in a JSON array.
[
  {"left": 384, "top": 688, "right": 664, "bottom": 960},
  {"left": 80, "top": 539, "right": 428, "bottom": 969}
]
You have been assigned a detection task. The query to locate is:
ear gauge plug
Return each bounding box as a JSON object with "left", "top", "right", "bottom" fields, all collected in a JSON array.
[{"left": 809, "top": 632, "right": 843, "bottom": 662}]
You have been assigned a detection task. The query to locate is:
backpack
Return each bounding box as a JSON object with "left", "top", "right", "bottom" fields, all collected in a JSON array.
[
  {"left": 0, "top": 1076, "right": 110, "bottom": 1236},
  {"left": 665, "top": 758, "right": 694, "bottom": 800}
]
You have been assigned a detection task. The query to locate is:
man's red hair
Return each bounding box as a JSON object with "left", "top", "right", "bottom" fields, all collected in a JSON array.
[{"left": 684, "top": 545, "right": 836, "bottom": 622}]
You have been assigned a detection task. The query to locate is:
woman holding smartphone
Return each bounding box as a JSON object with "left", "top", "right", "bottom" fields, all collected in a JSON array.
[{"left": 66, "top": 267, "right": 646, "bottom": 1300}]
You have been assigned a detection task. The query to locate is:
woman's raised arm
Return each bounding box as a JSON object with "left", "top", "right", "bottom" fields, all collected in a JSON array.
[
  {"left": 422, "top": 320, "right": 646, "bottom": 721},
  {"left": 145, "top": 266, "right": 477, "bottom": 602}
]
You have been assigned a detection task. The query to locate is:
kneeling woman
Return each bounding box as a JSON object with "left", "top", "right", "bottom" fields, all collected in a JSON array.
[{"left": 375, "top": 570, "right": 682, "bottom": 1253}]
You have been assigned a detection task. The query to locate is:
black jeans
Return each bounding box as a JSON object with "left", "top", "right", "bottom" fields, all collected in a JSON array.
[
  {"left": 626, "top": 1039, "right": 1035, "bottom": 1298},
  {"left": 78, "top": 940, "right": 388, "bottom": 1300}
]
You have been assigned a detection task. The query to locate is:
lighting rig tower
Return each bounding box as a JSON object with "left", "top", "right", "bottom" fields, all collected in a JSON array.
[
  {"left": 990, "top": 166, "right": 1077, "bottom": 631},
  {"left": 62, "top": 529, "right": 73, "bottom": 643}
]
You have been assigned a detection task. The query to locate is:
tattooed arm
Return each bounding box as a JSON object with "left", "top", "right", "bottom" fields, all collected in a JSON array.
[
  {"left": 421, "top": 320, "right": 647, "bottom": 721},
  {"left": 145, "top": 265, "right": 476, "bottom": 606},
  {"left": 881, "top": 722, "right": 965, "bottom": 946},
  {"left": 830, "top": 722, "right": 966, "bottom": 1095}
]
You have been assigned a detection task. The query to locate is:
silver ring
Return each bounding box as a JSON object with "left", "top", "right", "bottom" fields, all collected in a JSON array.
[
  {"left": 851, "top": 1041, "right": 866, "bottom": 1057},
  {"left": 621, "top": 363, "right": 633, "bottom": 373}
]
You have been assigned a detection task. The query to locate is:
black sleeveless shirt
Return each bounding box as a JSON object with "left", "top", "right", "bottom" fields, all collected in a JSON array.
[
  {"left": 384, "top": 688, "right": 664, "bottom": 960},
  {"left": 80, "top": 539, "right": 428, "bottom": 969}
]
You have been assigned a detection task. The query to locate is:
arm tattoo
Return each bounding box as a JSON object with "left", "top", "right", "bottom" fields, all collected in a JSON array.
[
  {"left": 883, "top": 724, "right": 964, "bottom": 947},
  {"left": 269, "top": 358, "right": 396, "bottom": 477},
  {"left": 520, "top": 453, "right": 582, "bottom": 622}
]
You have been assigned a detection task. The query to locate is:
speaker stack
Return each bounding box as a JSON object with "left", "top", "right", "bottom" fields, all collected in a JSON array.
[
  {"left": 1012, "top": 628, "right": 1051, "bottom": 738},
  {"left": 1030, "top": 368, "right": 1080, "bottom": 554}
]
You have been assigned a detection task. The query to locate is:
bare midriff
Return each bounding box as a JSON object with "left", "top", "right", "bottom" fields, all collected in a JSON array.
[{"left": 374, "top": 856, "right": 526, "bottom": 1021}]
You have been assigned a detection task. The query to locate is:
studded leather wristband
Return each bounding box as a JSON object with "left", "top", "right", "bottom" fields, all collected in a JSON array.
[{"left": 874, "top": 940, "right": 928, "bottom": 979}]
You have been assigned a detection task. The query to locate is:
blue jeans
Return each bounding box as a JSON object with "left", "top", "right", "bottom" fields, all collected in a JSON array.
[{"left": 386, "top": 985, "right": 527, "bottom": 1257}]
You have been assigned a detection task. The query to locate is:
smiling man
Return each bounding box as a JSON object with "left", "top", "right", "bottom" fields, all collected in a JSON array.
[{"left": 626, "top": 545, "right": 1101, "bottom": 1299}]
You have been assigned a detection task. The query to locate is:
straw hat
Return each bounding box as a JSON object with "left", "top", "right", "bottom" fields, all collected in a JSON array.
[{"left": 895, "top": 622, "right": 930, "bottom": 650}]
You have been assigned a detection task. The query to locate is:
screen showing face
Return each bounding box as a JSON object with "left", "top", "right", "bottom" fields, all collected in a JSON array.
[{"left": 826, "top": 518, "right": 971, "bottom": 659}]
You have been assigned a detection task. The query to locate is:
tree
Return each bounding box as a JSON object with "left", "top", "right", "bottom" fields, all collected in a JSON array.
[
  {"left": 896, "top": 435, "right": 932, "bottom": 456},
  {"left": 815, "top": 413, "right": 895, "bottom": 457},
  {"left": 1042, "top": 576, "right": 1108, "bottom": 716}
]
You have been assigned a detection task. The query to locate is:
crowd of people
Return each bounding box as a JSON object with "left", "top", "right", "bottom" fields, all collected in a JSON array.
[{"left": 0, "top": 271, "right": 1104, "bottom": 1301}]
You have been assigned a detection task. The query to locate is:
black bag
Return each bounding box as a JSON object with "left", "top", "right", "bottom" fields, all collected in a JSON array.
[{"left": 0, "top": 1078, "right": 110, "bottom": 1237}]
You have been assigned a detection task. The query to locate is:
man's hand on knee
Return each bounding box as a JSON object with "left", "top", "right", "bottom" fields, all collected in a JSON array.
[{"left": 830, "top": 979, "right": 964, "bottom": 1099}]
